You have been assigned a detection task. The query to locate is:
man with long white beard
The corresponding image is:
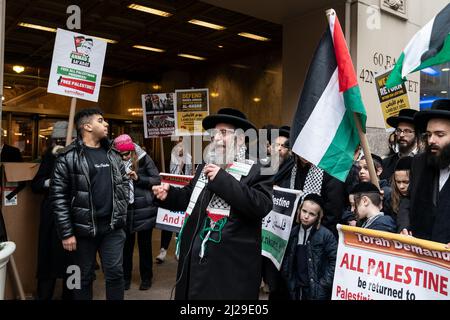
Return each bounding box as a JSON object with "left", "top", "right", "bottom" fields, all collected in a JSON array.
[
  {"left": 153, "top": 108, "right": 273, "bottom": 300},
  {"left": 399, "top": 99, "right": 450, "bottom": 247}
]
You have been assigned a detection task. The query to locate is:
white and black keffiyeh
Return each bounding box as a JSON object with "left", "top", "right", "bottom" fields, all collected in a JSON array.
[{"left": 303, "top": 164, "right": 324, "bottom": 195}]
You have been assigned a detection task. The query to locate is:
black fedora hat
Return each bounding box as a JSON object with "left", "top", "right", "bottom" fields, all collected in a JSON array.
[
  {"left": 202, "top": 107, "right": 256, "bottom": 131},
  {"left": 279, "top": 126, "right": 290, "bottom": 139},
  {"left": 386, "top": 108, "right": 418, "bottom": 128},
  {"left": 414, "top": 99, "right": 450, "bottom": 131}
]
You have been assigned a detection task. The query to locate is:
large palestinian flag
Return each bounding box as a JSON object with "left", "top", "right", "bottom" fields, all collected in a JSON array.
[
  {"left": 386, "top": 3, "right": 450, "bottom": 88},
  {"left": 291, "top": 10, "right": 366, "bottom": 182}
]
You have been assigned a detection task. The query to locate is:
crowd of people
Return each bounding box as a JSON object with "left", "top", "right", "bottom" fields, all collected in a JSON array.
[{"left": 16, "top": 98, "right": 450, "bottom": 300}]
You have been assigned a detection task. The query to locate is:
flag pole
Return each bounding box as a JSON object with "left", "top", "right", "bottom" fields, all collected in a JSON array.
[
  {"left": 326, "top": 9, "right": 380, "bottom": 189},
  {"left": 66, "top": 97, "right": 77, "bottom": 146}
]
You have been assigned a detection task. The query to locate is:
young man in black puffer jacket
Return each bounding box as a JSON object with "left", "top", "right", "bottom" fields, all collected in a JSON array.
[
  {"left": 50, "top": 108, "right": 129, "bottom": 300},
  {"left": 281, "top": 193, "right": 337, "bottom": 300}
]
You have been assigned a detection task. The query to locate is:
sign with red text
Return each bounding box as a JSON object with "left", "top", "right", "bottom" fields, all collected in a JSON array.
[
  {"left": 48, "top": 28, "right": 107, "bottom": 102},
  {"left": 332, "top": 225, "right": 450, "bottom": 300},
  {"left": 141, "top": 93, "right": 176, "bottom": 138},
  {"left": 155, "top": 173, "right": 193, "bottom": 233}
]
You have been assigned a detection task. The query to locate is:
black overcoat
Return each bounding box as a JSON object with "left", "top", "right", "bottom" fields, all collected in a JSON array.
[{"left": 158, "top": 162, "right": 273, "bottom": 300}]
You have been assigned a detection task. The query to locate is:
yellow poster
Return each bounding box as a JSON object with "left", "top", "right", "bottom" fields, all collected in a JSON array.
[
  {"left": 175, "top": 88, "right": 209, "bottom": 136},
  {"left": 375, "top": 70, "right": 411, "bottom": 131}
]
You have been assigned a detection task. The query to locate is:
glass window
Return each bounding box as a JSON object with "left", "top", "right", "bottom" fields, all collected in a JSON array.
[
  {"left": 37, "top": 118, "right": 61, "bottom": 159},
  {"left": 10, "top": 116, "right": 34, "bottom": 161},
  {"left": 420, "top": 62, "right": 450, "bottom": 110}
]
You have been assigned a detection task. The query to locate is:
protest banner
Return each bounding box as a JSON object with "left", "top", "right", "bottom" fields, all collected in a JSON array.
[
  {"left": 155, "top": 173, "right": 193, "bottom": 233},
  {"left": 332, "top": 225, "right": 450, "bottom": 300},
  {"left": 47, "top": 28, "right": 107, "bottom": 102},
  {"left": 375, "top": 69, "right": 411, "bottom": 131},
  {"left": 141, "top": 92, "right": 175, "bottom": 138},
  {"left": 174, "top": 88, "right": 209, "bottom": 136},
  {"left": 261, "top": 187, "right": 303, "bottom": 270}
]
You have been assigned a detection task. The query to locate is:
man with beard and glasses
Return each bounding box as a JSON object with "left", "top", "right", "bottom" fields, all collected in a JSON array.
[
  {"left": 152, "top": 108, "right": 273, "bottom": 300},
  {"left": 381, "top": 109, "right": 419, "bottom": 181},
  {"left": 399, "top": 99, "right": 450, "bottom": 246}
]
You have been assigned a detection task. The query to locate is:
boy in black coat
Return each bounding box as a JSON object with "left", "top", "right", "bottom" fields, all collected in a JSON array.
[{"left": 281, "top": 193, "right": 337, "bottom": 300}]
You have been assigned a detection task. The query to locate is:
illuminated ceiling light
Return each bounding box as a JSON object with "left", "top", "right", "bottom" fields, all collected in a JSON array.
[
  {"left": 178, "top": 53, "right": 206, "bottom": 61},
  {"left": 152, "top": 84, "right": 162, "bottom": 90},
  {"left": 18, "top": 22, "right": 57, "bottom": 32},
  {"left": 92, "top": 36, "right": 117, "bottom": 44},
  {"left": 4, "top": 85, "right": 12, "bottom": 89},
  {"left": 211, "top": 92, "right": 219, "bottom": 98},
  {"left": 238, "top": 32, "right": 270, "bottom": 42},
  {"left": 188, "top": 19, "right": 226, "bottom": 30},
  {"left": 128, "top": 108, "right": 143, "bottom": 112},
  {"left": 13, "top": 65, "right": 25, "bottom": 73},
  {"left": 133, "top": 45, "right": 165, "bottom": 53},
  {"left": 441, "top": 91, "right": 448, "bottom": 94},
  {"left": 230, "top": 64, "right": 249, "bottom": 69},
  {"left": 1, "top": 96, "right": 4, "bottom": 101},
  {"left": 442, "top": 68, "right": 450, "bottom": 72},
  {"left": 253, "top": 97, "right": 261, "bottom": 103},
  {"left": 218, "top": 45, "right": 223, "bottom": 48},
  {"left": 128, "top": 4, "right": 172, "bottom": 17}
]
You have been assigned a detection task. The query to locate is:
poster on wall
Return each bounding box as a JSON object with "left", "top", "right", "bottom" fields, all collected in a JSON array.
[
  {"left": 141, "top": 93, "right": 176, "bottom": 138},
  {"left": 47, "top": 28, "right": 107, "bottom": 102},
  {"left": 332, "top": 225, "right": 450, "bottom": 300},
  {"left": 375, "top": 69, "right": 411, "bottom": 131},
  {"left": 155, "top": 173, "right": 194, "bottom": 233},
  {"left": 174, "top": 88, "right": 209, "bottom": 136},
  {"left": 261, "top": 187, "right": 303, "bottom": 270}
]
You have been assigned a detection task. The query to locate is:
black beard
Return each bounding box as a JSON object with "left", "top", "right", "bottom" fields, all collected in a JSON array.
[
  {"left": 426, "top": 143, "right": 450, "bottom": 169},
  {"left": 398, "top": 140, "right": 415, "bottom": 154}
]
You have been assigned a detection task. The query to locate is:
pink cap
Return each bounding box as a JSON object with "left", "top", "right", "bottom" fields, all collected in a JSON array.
[{"left": 114, "top": 134, "right": 135, "bottom": 152}]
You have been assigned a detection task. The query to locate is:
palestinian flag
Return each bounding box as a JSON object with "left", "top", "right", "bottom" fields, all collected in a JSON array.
[
  {"left": 291, "top": 10, "right": 366, "bottom": 182},
  {"left": 386, "top": 3, "right": 450, "bottom": 88}
]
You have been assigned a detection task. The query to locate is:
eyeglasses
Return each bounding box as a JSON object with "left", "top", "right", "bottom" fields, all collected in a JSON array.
[
  {"left": 210, "top": 128, "right": 235, "bottom": 138},
  {"left": 395, "top": 128, "right": 415, "bottom": 136},
  {"left": 120, "top": 151, "right": 131, "bottom": 158}
]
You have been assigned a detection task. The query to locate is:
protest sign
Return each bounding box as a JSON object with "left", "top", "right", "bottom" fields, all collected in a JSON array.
[
  {"left": 375, "top": 70, "right": 411, "bottom": 131},
  {"left": 261, "top": 187, "right": 303, "bottom": 270},
  {"left": 332, "top": 225, "right": 450, "bottom": 300},
  {"left": 155, "top": 173, "right": 193, "bottom": 233},
  {"left": 174, "top": 88, "right": 209, "bottom": 136},
  {"left": 141, "top": 93, "right": 175, "bottom": 138},
  {"left": 47, "top": 28, "right": 107, "bottom": 102}
]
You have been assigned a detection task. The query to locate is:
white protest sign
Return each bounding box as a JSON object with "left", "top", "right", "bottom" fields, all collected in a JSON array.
[
  {"left": 155, "top": 173, "right": 193, "bottom": 233},
  {"left": 332, "top": 225, "right": 450, "bottom": 300},
  {"left": 261, "top": 187, "right": 303, "bottom": 270},
  {"left": 47, "top": 28, "right": 107, "bottom": 102}
]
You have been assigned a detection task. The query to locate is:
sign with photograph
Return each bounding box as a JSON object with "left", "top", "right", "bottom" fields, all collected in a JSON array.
[
  {"left": 47, "top": 28, "right": 107, "bottom": 102},
  {"left": 174, "top": 88, "right": 209, "bottom": 136},
  {"left": 141, "top": 93, "right": 175, "bottom": 138}
]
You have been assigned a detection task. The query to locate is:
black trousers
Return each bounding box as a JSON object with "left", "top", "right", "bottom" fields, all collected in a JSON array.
[
  {"left": 123, "top": 228, "right": 153, "bottom": 283},
  {"left": 72, "top": 222, "right": 126, "bottom": 300},
  {"left": 160, "top": 229, "right": 173, "bottom": 250}
]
